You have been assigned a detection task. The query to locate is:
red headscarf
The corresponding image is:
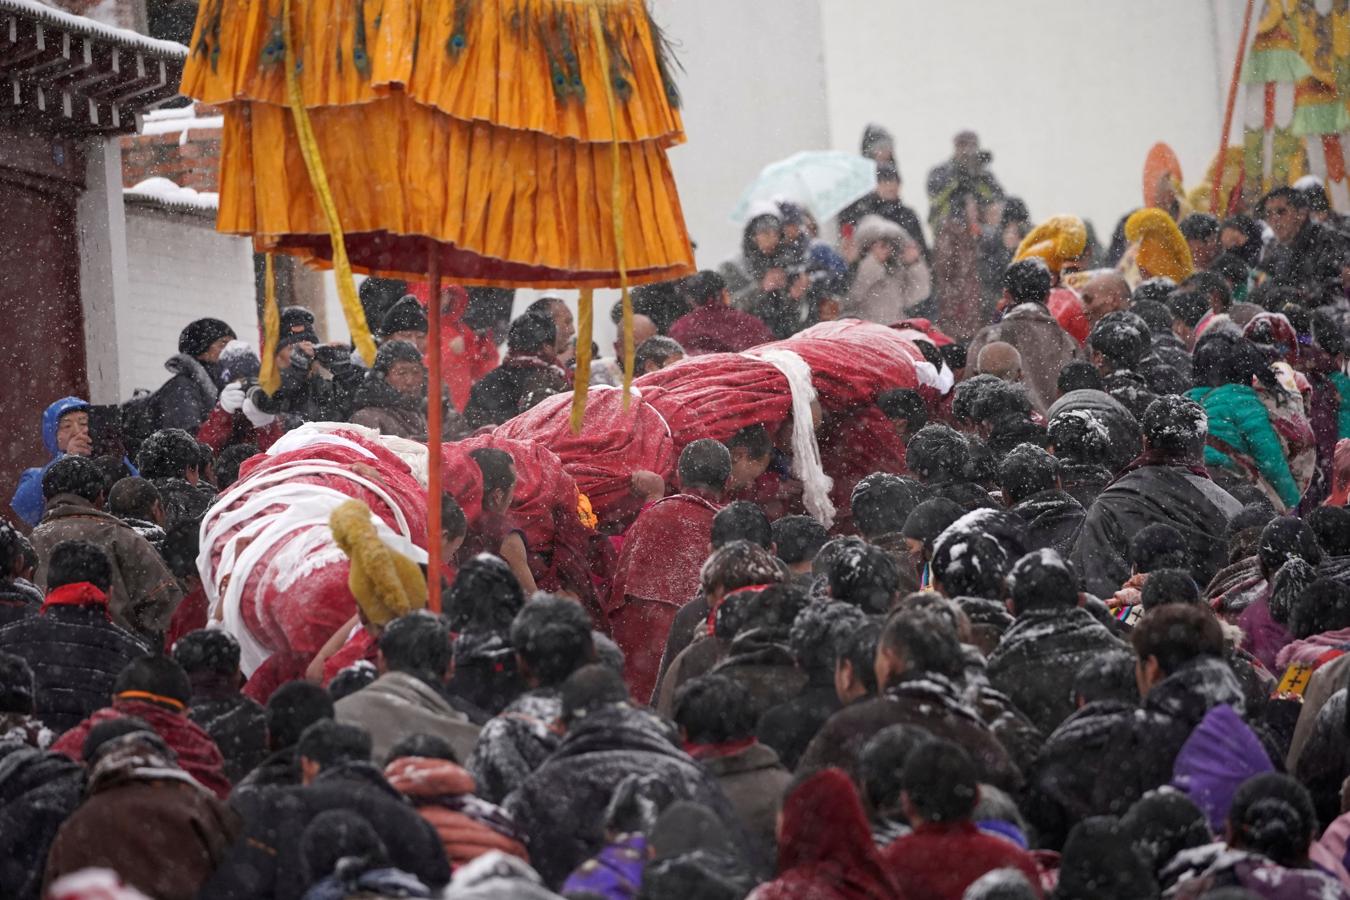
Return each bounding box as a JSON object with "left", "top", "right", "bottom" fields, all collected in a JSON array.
[
  {"left": 1328, "top": 438, "right": 1350, "bottom": 507},
  {"left": 408, "top": 281, "right": 499, "bottom": 412},
  {"left": 768, "top": 768, "right": 901, "bottom": 900}
]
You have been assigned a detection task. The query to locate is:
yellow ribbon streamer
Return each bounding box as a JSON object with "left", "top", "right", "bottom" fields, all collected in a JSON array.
[
  {"left": 281, "top": 0, "right": 376, "bottom": 366},
  {"left": 570, "top": 287, "right": 594, "bottom": 432},
  {"left": 591, "top": 5, "right": 631, "bottom": 407},
  {"left": 259, "top": 253, "right": 282, "bottom": 394}
]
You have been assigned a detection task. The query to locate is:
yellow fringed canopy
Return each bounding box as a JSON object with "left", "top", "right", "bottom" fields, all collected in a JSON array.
[{"left": 182, "top": 0, "right": 696, "bottom": 287}]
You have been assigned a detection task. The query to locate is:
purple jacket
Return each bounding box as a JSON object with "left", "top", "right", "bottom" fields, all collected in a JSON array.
[
  {"left": 1237, "top": 592, "right": 1292, "bottom": 674},
  {"left": 560, "top": 833, "right": 648, "bottom": 900},
  {"left": 1172, "top": 704, "right": 1274, "bottom": 833}
]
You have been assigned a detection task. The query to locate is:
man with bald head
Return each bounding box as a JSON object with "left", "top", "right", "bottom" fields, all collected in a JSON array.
[
  {"left": 976, "top": 342, "right": 1024, "bottom": 385},
  {"left": 1078, "top": 270, "right": 1130, "bottom": 328}
]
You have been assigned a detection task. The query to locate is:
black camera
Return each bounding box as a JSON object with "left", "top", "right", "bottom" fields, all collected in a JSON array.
[{"left": 239, "top": 378, "right": 285, "bottom": 415}]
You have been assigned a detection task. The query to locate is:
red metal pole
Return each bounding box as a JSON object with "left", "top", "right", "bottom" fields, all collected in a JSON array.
[
  {"left": 1212, "top": 0, "right": 1255, "bottom": 215},
  {"left": 425, "top": 242, "right": 443, "bottom": 613}
]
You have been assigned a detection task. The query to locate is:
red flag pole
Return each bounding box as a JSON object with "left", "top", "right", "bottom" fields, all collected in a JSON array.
[
  {"left": 1212, "top": 0, "right": 1255, "bottom": 215},
  {"left": 425, "top": 242, "right": 443, "bottom": 613}
]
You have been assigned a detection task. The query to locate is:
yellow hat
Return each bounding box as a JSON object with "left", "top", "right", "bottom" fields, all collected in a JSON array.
[
  {"left": 1013, "top": 215, "right": 1087, "bottom": 274},
  {"left": 1125, "top": 208, "right": 1194, "bottom": 282},
  {"left": 329, "top": 499, "right": 426, "bottom": 627}
]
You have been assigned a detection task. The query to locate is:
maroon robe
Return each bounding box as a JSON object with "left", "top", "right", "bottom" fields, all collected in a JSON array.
[{"left": 607, "top": 494, "right": 720, "bottom": 701}]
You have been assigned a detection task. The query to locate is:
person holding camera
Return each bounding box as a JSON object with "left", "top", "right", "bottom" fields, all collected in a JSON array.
[
  {"left": 197, "top": 342, "right": 284, "bottom": 455},
  {"left": 264, "top": 306, "right": 364, "bottom": 424}
]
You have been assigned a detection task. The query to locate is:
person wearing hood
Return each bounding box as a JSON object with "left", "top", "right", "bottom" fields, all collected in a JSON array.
[
  {"left": 668, "top": 269, "right": 775, "bottom": 356},
  {"left": 839, "top": 162, "right": 930, "bottom": 260},
  {"left": 987, "top": 550, "right": 1125, "bottom": 736},
  {"left": 721, "top": 213, "right": 787, "bottom": 307},
  {"left": 672, "top": 673, "right": 791, "bottom": 872},
  {"left": 384, "top": 733, "right": 529, "bottom": 867},
  {"left": 1074, "top": 396, "right": 1243, "bottom": 598},
  {"left": 504, "top": 665, "right": 741, "bottom": 889},
  {"left": 202, "top": 719, "right": 450, "bottom": 900},
  {"left": 998, "top": 444, "right": 1086, "bottom": 559},
  {"left": 0, "top": 540, "right": 149, "bottom": 734},
  {"left": 197, "top": 341, "right": 285, "bottom": 455},
  {"left": 466, "top": 594, "right": 593, "bottom": 805},
  {"left": 51, "top": 655, "right": 231, "bottom": 800},
  {"left": 750, "top": 767, "right": 899, "bottom": 900},
  {"left": 11, "top": 396, "right": 97, "bottom": 527},
  {"left": 171, "top": 628, "right": 267, "bottom": 785},
  {"left": 43, "top": 719, "right": 240, "bottom": 900},
  {"left": 799, "top": 609, "right": 1020, "bottom": 791},
  {"left": 842, "top": 214, "right": 931, "bottom": 325},
  {"left": 968, "top": 260, "right": 1084, "bottom": 415},
  {"left": 153, "top": 317, "right": 237, "bottom": 434},
  {"left": 757, "top": 600, "right": 870, "bottom": 770},
  {"left": 350, "top": 340, "right": 467, "bottom": 440},
  {"left": 465, "top": 312, "right": 570, "bottom": 428},
  {"left": 404, "top": 283, "right": 499, "bottom": 413}
]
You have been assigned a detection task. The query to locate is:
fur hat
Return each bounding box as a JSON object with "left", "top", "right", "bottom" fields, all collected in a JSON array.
[
  {"left": 329, "top": 499, "right": 425, "bottom": 627},
  {"left": 379, "top": 295, "right": 428, "bottom": 337},
  {"left": 1013, "top": 215, "right": 1086, "bottom": 274},
  {"left": 1126, "top": 208, "right": 1194, "bottom": 282},
  {"left": 218, "top": 340, "right": 261, "bottom": 382},
  {"left": 277, "top": 306, "right": 319, "bottom": 350},
  {"left": 373, "top": 339, "right": 425, "bottom": 375}
]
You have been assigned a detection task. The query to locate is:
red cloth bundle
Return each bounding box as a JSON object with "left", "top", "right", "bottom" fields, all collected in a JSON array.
[{"left": 636, "top": 352, "right": 793, "bottom": 448}]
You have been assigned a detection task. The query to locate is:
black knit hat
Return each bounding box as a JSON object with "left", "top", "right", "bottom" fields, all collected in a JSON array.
[
  {"left": 277, "top": 306, "right": 319, "bottom": 350},
  {"left": 379, "top": 295, "right": 428, "bottom": 337},
  {"left": 178, "top": 318, "right": 236, "bottom": 358}
]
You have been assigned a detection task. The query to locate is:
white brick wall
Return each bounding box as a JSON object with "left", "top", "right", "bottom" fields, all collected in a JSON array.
[{"left": 120, "top": 206, "right": 257, "bottom": 398}]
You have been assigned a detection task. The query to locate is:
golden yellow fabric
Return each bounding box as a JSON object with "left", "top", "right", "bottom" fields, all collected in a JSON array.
[
  {"left": 329, "top": 499, "right": 426, "bottom": 627},
  {"left": 182, "top": 0, "right": 695, "bottom": 287},
  {"left": 216, "top": 98, "right": 692, "bottom": 285},
  {"left": 1013, "top": 215, "right": 1087, "bottom": 274},
  {"left": 1125, "top": 208, "right": 1194, "bottom": 283},
  {"left": 259, "top": 254, "right": 281, "bottom": 393}
]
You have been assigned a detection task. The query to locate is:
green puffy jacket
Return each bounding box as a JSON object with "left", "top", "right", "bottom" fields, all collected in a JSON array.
[{"left": 1187, "top": 383, "right": 1301, "bottom": 508}]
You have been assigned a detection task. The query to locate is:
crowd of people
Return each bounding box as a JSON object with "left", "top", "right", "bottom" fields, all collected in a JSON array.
[{"left": 3, "top": 123, "right": 1350, "bottom": 900}]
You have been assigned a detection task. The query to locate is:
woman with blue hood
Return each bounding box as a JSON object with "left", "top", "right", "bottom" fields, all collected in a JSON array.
[{"left": 11, "top": 397, "right": 96, "bottom": 527}]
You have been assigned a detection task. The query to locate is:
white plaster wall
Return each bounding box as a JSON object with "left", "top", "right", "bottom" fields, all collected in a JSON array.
[
  {"left": 78, "top": 138, "right": 131, "bottom": 404},
  {"left": 121, "top": 207, "right": 257, "bottom": 395},
  {"left": 820, "top": 0, "right": 1238, "bottom": 242}
]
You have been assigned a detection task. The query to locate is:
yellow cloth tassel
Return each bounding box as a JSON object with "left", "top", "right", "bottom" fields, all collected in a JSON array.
[
  {"left": 281, "top": 0, "right": 377, "bottom": 366},
  {"left": 329, "top": 499, "right": 426, "bottom": 627},
  {"left": 590, "top": 5, "right": 634, "bottom": 408},
  {"left": 571, "top": 287, "right": 594, "bottom": 433},
  {"left": 258, "top": 254, "right": 282, "bottom": 394}
]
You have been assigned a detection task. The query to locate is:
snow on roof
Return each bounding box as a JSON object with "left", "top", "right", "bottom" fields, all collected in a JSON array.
[
  {"left": 124, "top": 176, "right": 219, "bottom": 213},
  {"left": 0, "top": 0, "right": 188, "bottom": 58},
  {"left": 139, "top": 108, "right": 224, "bottom": 141}
]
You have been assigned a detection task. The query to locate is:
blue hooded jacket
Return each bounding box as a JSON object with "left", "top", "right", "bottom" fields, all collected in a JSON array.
[{"left": 10, "top": 397, "right": 91, "bottom": 527}]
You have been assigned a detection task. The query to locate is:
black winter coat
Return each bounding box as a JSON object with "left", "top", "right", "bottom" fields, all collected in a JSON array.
[
  {"left": 189, "top": 692, "right": 269, "bottom": 785},
  {"left": 1021, "top": 699, "right": 1137, "bottom": 851},
  {"left": 154, "top": 353, "right": 222, "bottom": 433},
  {"left": 466, "top": 688, "right": 563, "bottom": 806},
  {"left": 0, "top": 744, "right": 85, "bottom": 900},
  {"left": 1292, "top": 688, "right": 1350, "bottom": 830},
  {"left": 1058, "top": 463, "right": 1115, "bottom": 511},
  {"left": 0, "top": 577, "right": 41, "bottom": 628},
  {"left": 1009, "top": 489, "right": 1086, "bottom": 558},
  {"left": 150, "top": 477, "right": 216, "bottom": 530},
  {"left": 505, "top": 704, "right": 741, "bottom": 889},
  {"left": 464, "top": 356, "right": 569, "bottom": 429},
  {"left": 709, "top": 630, "right": 808, "bottom": 723},
  {"left": 986, "top": 607, "right": 1126, "bottom": 736},
  {"left": 1262, "top": 220, "right": 1350, "bottom": 293},
  {"left": 1074, "top": 464, "right": 1242, "bottom": 599},
  {"left": 232, "top": 746, "right": 299, "bottom": 799},
  {"left": 0, "top": 605, "right": 149, "bottom": 734},
  {"left": 203, "top": 761, "right": 450, "bottom": 900},
  {"left": 797, "top": 671, "right": 1021, "bottom": 791},
  {"left": 756, "top": 677, "right": 841, "bottom": 771},
  {"left": 1093, "top": 657, "right": 1246, "bottom": 817}
]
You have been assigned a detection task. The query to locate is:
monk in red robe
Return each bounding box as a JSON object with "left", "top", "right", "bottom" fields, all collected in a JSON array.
[{"left": 608, "top": 432, "right": 771, "bottom": 701}]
